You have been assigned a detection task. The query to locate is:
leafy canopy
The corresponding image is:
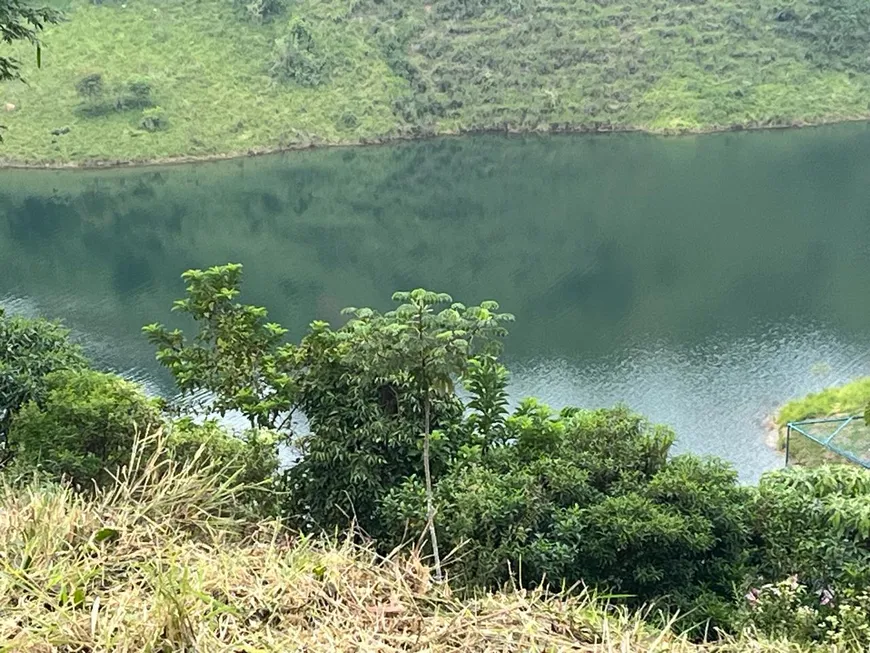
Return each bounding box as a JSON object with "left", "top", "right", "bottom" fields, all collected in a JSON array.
[{"left": 144, "top": 264, "right": 299, "bottom": 431}]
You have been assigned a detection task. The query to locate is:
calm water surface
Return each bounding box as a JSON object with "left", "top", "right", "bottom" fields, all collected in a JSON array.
[{"left": 4, "top": 126, "right": 870, "bottom": 480}]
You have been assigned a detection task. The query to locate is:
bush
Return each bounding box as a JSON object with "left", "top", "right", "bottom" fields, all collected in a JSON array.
[
  {"left": 737, "top": 577, "right": 870, "bottom": 651},
  {"left": 270, "top": 19, "right": 330, "bottom": 87},
  {"left": 235, "top": 0, "right": 285, "bottom": 22},
  {"left": 7, "top": 370, "right": 162, "bottom": 488},
  {"left": 166, "top": 418, "right": 280, "bottom": 513},
  {"left": 139, "top": 106, "right": 167, "bottom": 132},
  {"left": 339, "top": 111, "right": 359, "bottom": 129},
  {"left": 743, "top": 466, "right": 870, "bottom": 648},
  {"left": 124, "top": 80, "right": 153, "bottom": 108},
  {"left": 76, "top": 78, "right": 154, "bottom": 118},
  {"left": 74, "top": 72, "right": 104, "bottom": 99},
  {"left": 0, "top": 309, "right": 87, "bottom": 441},
  {"left": 384, "top": 402, "right": 752, "bottom": 632},
  {"left": 752, "top": 466, "right": 870, "bottom": 590}
]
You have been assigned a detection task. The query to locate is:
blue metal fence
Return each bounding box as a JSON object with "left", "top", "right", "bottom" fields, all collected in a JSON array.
[{"left": 786, "top": 415, "right": 870, "bottom": 469}]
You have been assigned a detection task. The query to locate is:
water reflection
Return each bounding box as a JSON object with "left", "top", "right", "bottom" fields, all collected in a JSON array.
[{"left": 4, "top": 127, "right": 870, "bottom": 480}]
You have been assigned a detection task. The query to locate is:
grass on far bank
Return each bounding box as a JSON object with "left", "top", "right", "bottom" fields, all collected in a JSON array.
[
  {"left": 3, "top": 0, "right": 870, "bottom": 165},
  {"left": 775, "top": 378, "right": 870, "bottom": 468},
  {"left": 0, "top": 434, "right": 804, "bottom": 652}
]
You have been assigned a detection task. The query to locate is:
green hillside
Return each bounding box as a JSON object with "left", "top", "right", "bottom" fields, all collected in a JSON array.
[{"left": 2, "top": 0, "right": 870, "bottom": 164}]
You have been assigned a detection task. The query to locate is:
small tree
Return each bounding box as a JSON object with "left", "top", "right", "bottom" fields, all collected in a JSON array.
[
  {"left": 144, "top": 264, "right": 299, "bottom": 431},
  {"left": 342, "top": 289, "right": 512, "bottom": 580}
]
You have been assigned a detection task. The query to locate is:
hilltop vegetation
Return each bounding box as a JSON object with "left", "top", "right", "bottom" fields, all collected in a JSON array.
[{"left": 2, "top": 0, "right": 870, "bottom": 164}]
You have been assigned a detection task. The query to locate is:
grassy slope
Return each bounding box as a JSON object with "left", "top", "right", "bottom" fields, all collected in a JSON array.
[
  {"left": 0, "top": 0, "right": 406, "bottom": 164},
  {"left": 775, "top": 378, "right": 870, "bottom": 467},
  {"left": 0, "top": 439, "right": 803, "bottom": 652},
  {"left": 1, "top": 0, "right": 870, "bottom": 164}
]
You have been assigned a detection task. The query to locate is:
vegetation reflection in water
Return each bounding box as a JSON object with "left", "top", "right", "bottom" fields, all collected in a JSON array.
[{"left": 4, "top": 128, "right": 870, "bottom": 479}]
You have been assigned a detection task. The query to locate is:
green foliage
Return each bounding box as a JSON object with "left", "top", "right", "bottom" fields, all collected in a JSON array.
[
  {"left": 7, "top": 369, "right": 161, "bottom": 487},
  {"left": 74, "top": 72, "right": 103, "bottom": 98},
  {"left": 462, "top": 354, "right": 509, "bottom": 450},
  {"left": 753, "top": 466, "right": 870, "bottom": 588},
  {"left": 341, "top": 288, "right": 513, "bottom": 400},
  {"left": 737, "top": 577, "right": 870, "bottom": 651},
  {"left": 773, "top": 0, "right": 870, "bottom": 74},
  {"left": 340, "top": 288, "right": 512, "bottom": 577},
  {"left": 144, "top": 263, "right": 298, "bottom": 431},
  {"left": 0, "top": 307, "right": 87, "bottom": 441},
  {"left": 281, "top": 317, "right": 465, "bottom": 538},
  {"left": 139, "top": 106, "right": 166, "bottom": 132},
  {"left": 746, "top": 465, "right": 870, "bottom": 650},
  {"left": 139, "top": 264, "right": 870, "bottom": 640},
  {"left": 384, "top": 399, "right": 752, "bottom": 631},
  {"left": 5, "top": 264, "right": 870, "bottom": 645},
  {"left": 148, "top": 266, "right": 511, "bottom": 544},
  {"left": 270, "top": 18, "right": 332, "bottom": 87},
  {"left": 167, "top": 418, "right": 279, "bottom": 486}
]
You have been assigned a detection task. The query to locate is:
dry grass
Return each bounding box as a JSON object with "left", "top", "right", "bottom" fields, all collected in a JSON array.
[{"left": 0, "top": 436, "right": 805, "bottom": 652}]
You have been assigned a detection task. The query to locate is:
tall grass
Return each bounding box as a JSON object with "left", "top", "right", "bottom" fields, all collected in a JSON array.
[{"left": 0, "top": 434, "right": 804, "bottom": 651}]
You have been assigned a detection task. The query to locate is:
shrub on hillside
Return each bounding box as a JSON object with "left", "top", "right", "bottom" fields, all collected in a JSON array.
[
  {"left": 0, "top": 308, "right": 87, "bottom": 443},
  {"left": 74, "top": 72, "right": 104, "bottom": 99},
  {"left": 139, "top": 107, "right": 168, "bottom": 132},
  {"left": 752, "top": 466, "right": 870, "bottom": 587},
  {"left": 737, "top": 576, "right": 870, "bottom": 650},
  {"left": 75, "top": 78, "right": 155, "bottom": 118},
  {"left": 270, "top": 19, "right": 330, "bottom": 86},
  {"left": 235, "top": 0, "right": 285, "bottom": 22},
  {"left": 7, "top": 369, "right": 161, "bottom": 487}
]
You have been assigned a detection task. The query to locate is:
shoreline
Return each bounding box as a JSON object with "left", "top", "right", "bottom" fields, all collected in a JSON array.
[
  {"left": 763, "top": 413, "right": 783, "bottom": 453},
  {"left": 2, "top": 115, "right": 870, "bottom": 172}
]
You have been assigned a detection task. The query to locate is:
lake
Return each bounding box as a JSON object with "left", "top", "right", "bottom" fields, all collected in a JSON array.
[{"left": 4, "top": 126, "right": 870, "bottom": 481}]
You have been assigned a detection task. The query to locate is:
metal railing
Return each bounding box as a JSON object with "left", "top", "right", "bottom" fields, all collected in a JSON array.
[{"left": 786, "top": 415, "right": 870, "bottom": 469}]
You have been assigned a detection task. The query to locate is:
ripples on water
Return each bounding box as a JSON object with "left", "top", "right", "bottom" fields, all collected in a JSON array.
[
  {"left": 510, "top": 326, "right": 870, "bottom": 482},
  {"left": 4, "top": 127, "right": 870, "bottom": 479}
]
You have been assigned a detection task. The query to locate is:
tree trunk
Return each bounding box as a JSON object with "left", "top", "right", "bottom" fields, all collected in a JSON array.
[{"left": 423, "top": 393, "right": 443, "bottom": 582}]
